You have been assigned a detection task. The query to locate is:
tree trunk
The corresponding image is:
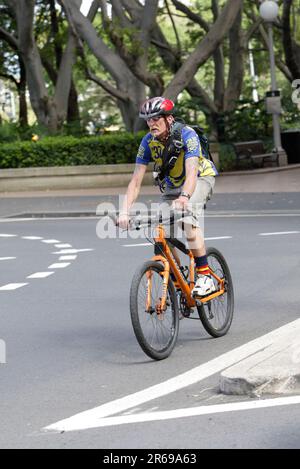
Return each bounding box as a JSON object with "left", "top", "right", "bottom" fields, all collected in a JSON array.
[
  {"left": 164, "top": 0, "right": 244, "bottom": 100},
  {"left": 282, "top": 0, "right": 300, "bottom": 81},
  {"left": 18, "top": 57, "right": 28, "bottom": 127},
  {"left": 67, "top": 80, "right": 80, "bottom": 123},
  {"left": 60, "top": 0, "right": 146, "bottom": 132},
  {"left": 224, "top": 6, "right": 244, "bottom": 112}
]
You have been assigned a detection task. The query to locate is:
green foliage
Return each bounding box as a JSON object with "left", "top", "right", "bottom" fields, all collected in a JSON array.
[
  {"left": 219, "top": 143, "right": 236, "bottom": 172},
  {"left": 223, "top": 100, "right": 272, "bottom": 143},
  {"left": 0, "top": 132, "right": 146, "bottom": 169},
  {"left": 0, "top": 122, "right": 21, "bottom": 143}
]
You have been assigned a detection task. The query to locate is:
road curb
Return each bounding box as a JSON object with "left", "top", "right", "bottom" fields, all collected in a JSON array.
[
  {"left": 220, "top": 326, "right": 300, "bottom": 397},
  {"left": 0, "top": 163, "right": 299, "bottom": 194},
  {"left": 220, "top": 163, "right": 300, "bottom": 176}
]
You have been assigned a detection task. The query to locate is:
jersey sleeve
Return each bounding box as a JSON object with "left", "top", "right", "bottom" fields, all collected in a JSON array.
[
  {"left": 182, "top": 127, "right": 202, "bottom": 160},
  {"left": 135, "top": 134, "right": 151, "bottom": 165}
]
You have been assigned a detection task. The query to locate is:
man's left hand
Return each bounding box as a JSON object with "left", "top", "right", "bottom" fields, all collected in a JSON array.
[{"left": 172, "top": 196, "right": 189, "bottom": 211}]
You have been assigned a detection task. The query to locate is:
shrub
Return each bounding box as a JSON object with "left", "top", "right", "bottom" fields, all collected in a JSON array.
[{"left": 0, "top": 132, "right": 146, "bottom": 169}]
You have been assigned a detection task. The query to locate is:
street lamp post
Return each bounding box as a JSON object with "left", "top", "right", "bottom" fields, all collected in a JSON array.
[{"left": 259, "top": 0, "right": 287, "bottom": 165}]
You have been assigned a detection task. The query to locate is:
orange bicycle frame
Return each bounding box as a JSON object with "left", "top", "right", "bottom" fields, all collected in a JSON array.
[{"left": 147, "top": 224, "right": 225, "bottom": 312}]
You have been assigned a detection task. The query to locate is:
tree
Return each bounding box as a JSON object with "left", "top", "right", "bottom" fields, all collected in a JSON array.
[
  {"left": 282, "top": 0, "right": 300, "bottom": 81},
  {"left": 2, "top": 0, "right": 79, "bottom": 132},
  {"left": 152, "top": 0, "right": 256, "bottom": 139},
  {"left": 59, "top": 0, "right": 243, "bottom": 133},
  {"left": 0, "top": 4, "right": 28, "bottom": 126}
]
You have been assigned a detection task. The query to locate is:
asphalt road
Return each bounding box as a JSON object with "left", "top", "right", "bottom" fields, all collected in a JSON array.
[
  {"left": 0, "top": 206, "right": 300, "bottom": 449},
  {"left": 1, "top": 192, "right": 300, "bottom": 218}
]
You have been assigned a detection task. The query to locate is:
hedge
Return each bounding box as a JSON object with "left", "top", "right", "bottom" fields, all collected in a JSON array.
[{"left": 0, "top": 132, "right": 146, "bottom": 169}]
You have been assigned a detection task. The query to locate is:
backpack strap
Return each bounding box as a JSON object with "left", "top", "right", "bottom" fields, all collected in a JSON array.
[{"left": 153, "top": 122, "right": 185, "bottom": 191}]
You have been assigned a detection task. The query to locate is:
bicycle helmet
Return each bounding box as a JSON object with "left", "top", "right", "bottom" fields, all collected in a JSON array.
[{"left": 139, "top": 97, "right": 175, "bottom": 120}]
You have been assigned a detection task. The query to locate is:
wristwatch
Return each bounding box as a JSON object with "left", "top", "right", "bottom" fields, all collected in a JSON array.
[{"left": 180, "top": 191, "right": 191, "bottom": 200}]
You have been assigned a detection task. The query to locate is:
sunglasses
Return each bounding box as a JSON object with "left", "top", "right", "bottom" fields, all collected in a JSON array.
[{"left": 146, "top": 116, "right": 163, "bottom": 123}]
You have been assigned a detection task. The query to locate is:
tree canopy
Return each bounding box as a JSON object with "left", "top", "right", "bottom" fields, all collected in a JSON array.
[{"left": 0, "top": 0, "right": 299, "bottom": 140}]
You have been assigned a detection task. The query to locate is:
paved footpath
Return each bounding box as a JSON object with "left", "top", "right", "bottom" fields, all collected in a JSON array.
[
  {"left": 0, "top": 165, "right": 299, "bottom": 218},
  {"left": 0, "top": 164, "right": 299, "bottom": 397}
]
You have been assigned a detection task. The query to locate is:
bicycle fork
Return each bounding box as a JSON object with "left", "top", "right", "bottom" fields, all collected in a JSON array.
[{"left": 146, "top": 259, "right": 170, "bottom": 316}]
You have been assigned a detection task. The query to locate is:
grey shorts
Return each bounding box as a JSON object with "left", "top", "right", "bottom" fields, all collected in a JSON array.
[{"left": 161, "top": 176, "right": 215, "bottom": 228}]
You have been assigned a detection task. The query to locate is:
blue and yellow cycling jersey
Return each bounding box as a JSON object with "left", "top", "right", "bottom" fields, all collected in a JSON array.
[{"left": 136, "top": 126, "right": 218, "bottom": 189}]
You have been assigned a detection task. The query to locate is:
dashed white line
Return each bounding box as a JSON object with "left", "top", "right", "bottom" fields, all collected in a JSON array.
[
  {"left": 122, "top": 237, "right": 233, "bottom": 247},
  {"left": 42, "top": 239, "right": 61, "bottom": 244},
  {"left": 59, "top": 255, "right": 77, "bottom": 261},
  {"left": 48, "top": 262, "right": 71, "bottom": 269},
  {"left": 55, "top": 243, "right": 73, "bottom": 248},
  {"left": 259, "top": 231, "right": 300, "bottom": 236},
  {"left": 205, "top": 236, "right": 233, "bottom": 241},
  {"left": 27, "top": 272, "right": 55, "bottom": 279},
  {"left": 0, "top": 233, "right": 90, "bottom": 290},
  {"left": 52, "top": 249, "right": 94, "bottom": 254},
  {"left": 123, "top": 243, "right": 152, "bottom": 247},
  {"left": 0, "top": 283, "right": 28, "bottom": 291}
]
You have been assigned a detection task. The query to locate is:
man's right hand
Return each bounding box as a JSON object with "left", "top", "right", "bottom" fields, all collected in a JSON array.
[{"left": 116, "top": 213, "right": 130, "bottom": 230}]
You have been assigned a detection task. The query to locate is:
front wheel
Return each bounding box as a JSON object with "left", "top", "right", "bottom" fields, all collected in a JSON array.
[
  {"left": 130, "top": 261, "right": 179, "bottom": 360},
  {"left": 197, "top": 247, "right": 234, "bottom": 337}
]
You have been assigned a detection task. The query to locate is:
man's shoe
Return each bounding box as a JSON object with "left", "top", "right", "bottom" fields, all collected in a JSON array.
[{"left": 192, "top": 274, "right": 216, "bottom": 297}]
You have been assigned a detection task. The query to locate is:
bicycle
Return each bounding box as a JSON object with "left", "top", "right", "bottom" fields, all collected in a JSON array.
[{"left": 111, "top": 211, "right": 234, "bottom": 360}]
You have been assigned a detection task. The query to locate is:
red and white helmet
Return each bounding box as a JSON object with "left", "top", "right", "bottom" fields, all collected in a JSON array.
[{"left": 139, "top": 97, "right": 175, "bottom": 120}]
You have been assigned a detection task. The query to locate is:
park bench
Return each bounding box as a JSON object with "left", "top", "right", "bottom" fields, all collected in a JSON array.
[{"left": 232, "top": 140, "right": 279, "bottom": 169}]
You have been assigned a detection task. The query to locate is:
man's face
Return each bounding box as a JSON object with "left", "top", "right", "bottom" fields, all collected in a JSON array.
[{"left": 147, "top": 115, "right": 169, "bottom": 139}]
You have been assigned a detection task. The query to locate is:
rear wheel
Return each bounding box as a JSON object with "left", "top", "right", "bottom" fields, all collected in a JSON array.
[
  {"left": 197, "top": 247, "right": 234, "bottom": 337},
  {"left": 130, "top": 261, "right": 179, "bottom": 360}
]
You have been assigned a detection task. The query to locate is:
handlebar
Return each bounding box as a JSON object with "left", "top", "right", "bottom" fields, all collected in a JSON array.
[{"left": 104, "top": 210, "right": 190, "bottom": 230}]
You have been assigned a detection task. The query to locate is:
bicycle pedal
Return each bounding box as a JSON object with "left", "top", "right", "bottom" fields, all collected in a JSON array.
[{"left": 192, "top": 289, "right": 216, "bottom": 299}]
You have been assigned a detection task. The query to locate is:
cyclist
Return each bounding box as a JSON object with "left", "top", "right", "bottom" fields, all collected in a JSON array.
[{"left": 117, "top": 96, "right": 218, "bottom": 297}]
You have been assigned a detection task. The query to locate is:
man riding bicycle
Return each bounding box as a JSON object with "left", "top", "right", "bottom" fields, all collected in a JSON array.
[{"left": 117, "top": 96, "right": 218, "bottom": 297}]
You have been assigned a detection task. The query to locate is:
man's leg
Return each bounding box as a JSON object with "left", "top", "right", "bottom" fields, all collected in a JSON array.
[{"left": 185, "top": 177, "right": 215, "bottom": 296}]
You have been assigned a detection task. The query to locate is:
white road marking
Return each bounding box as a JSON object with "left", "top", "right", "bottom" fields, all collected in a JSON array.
[
  {"left": 207, "top": 213, "right": 300, "bottom": 218},
  {"left": 259, "top": 231, "right": 300, "bottom": 236},
  {"left": 44, "top": 318, "right": 300, "bottom": 433},
  {"left": 52, "top": 249, "right": 94, "bottom": 254},
  {"left": 42, "top": 239, "right": 61, "bottom": 244},
  {"left": 0, "top": 283, "right": 28, "bottom": 291},
  {"left": 45, "top": 396, "right": 300, "bottom": 430},
  {"left": 205, "top": 236, "right": 232, "bottom": 241},
  {"left": 123, "top": 243, "right": 152, "bottom": 247},
  {"left": 0, "top": 231, "right": 88, "bottom": 289},
  {"left": 55, "top": 244, "right": 73, "bottom": 248},
  {"left": 48, "top": 262, "right": 71, "bottom": 269},
  {"left": 59, "top": 255, "right": 77, "bottom": 261},
  {"left": 27, "top": 272, "right": 55, "bottom": 279},
  {"left": 123, "top": 236, "right": 233, "bottom": 247}
]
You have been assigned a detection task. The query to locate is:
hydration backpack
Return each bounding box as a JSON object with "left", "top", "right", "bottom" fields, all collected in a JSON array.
[{"left": 153, "top": 120, "right": 214, "bottom": 191}]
